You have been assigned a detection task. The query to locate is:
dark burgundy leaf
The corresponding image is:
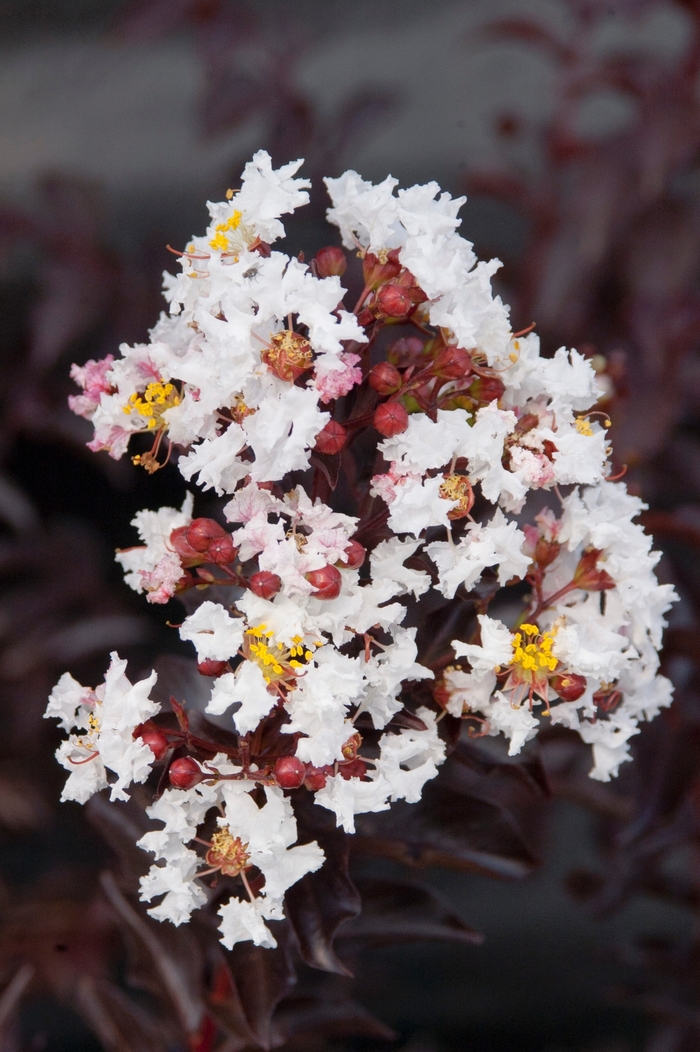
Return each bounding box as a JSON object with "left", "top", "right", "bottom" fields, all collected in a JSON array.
[{"left": 339, "top": 878, "right": 482, "bottom": 947}]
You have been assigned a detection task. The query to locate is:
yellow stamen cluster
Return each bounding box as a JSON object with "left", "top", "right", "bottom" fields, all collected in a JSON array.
[
  {"left": 575, "top": 417, "right": 593, "bottom": 436},
  {"left": 511, "top": 624, "right": 558, "bottom": 674},
  {"left": 439, "top": 474, "right": 473, "bottom": 520},
  {"left": 244, "top": 624, "right": 314, "bottom": 683},
  {"left": 124, "top": 382, "right": 180, "bottom": 430},
  {"left": 208, "top": 210, "right": 244, "bottom": 252},
  {"left": 205, "top": 826, "right": 250, "bottom": 877}
]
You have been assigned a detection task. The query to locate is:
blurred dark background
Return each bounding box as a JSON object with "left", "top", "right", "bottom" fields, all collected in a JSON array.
[{"left": 1, "top": 1, "right": 700, "bottom": 1050}]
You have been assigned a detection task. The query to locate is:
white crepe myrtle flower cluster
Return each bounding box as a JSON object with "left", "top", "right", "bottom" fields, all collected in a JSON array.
[{"left": 47, "top": 152, "right": 676, "bottom": 951}]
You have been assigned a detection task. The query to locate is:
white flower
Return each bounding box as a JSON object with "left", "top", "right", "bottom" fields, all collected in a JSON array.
[
  {"left": 207, "top": 661, "right": 275, "bottom": 734},
  {"left": 179, "top": 602, "right": 244, "bottom": 662},
  {"left": 427, "top": 510, "right": 530, "bottom": 598},
  {"left": 116, "top": 494, "right": 193, "bottom": 596},
  {"left": 374, "top": 707, "right": 445, "bottom": 803},
  {"left": 453, "top": 615, "right": 513, "bottom": 674},
  {"left": 48, "top": 654, "right": 160, "bottom": 804}
]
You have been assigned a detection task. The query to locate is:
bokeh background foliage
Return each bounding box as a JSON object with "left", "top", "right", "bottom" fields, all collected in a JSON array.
[{"left": 1, "top": 1, "right": 700, "bottom": 1049}]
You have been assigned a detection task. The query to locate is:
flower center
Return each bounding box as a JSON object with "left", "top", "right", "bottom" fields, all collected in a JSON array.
[
  {"left": 205, "top": 826, "right": 250, "bottom": 877},
  {"left": 510, "top": 623, "right": 558, "bottom": 678},
  {"left": 575, "top": 417, "right": 593, "bottom": 436},
  {"left": 243, "top": 624, "right": 315, "bottom": 684},
  {"left": 438, "top": 474, "right": 474, "bottom": 520},
  {"left": 125, "top": 382, "right": 181, "bottom": 430},
  {"left": 262, "top": 330, "right": 314, "bottom": 382}
]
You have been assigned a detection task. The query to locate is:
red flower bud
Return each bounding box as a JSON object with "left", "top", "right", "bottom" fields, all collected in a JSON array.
[
  {"left": 339, "top": 758, "right": 368, "bottom": 780},
  {"left": 369, "top": 362, "right": 402, "bottom": 395},
  {"left": 198, "top": 658, "right": 228, "bottom": 677},
  {"left": 249, "top": 571, "right": 282, "bottom": 599},
  {"left": 135, "top": 721, "right": 169, "bottom": 761},
  {"left": 550, "top": 673, "right": 587, "bottom": 702},
  {"left": 433, "top": 345, "right": 473, "bottom": 379},
  {"left": 186, "top": 518, "right": 228, "bottom": 554},
  {"left": 535, "top": 538, "right": 561, "bottom": 569},
  {"left": 207, "top": 534, "right": 237, "bottom": 565},
  {"left": 469, "top": 375, "right": 505, "bottom": 403},
  {"left": 340, "top": 539, "right": 366, "bottom": 568},
  {"left": 314, "top": 420, "right": 347, "bottom": 455},
  {"left": 314, "top": 246, "right": 347, "bottom": 278},
  {"left": 306, "top": 564, "right": 342, "bottom": 600},
  {"left": 273, "top": 755, "right": 306, "bottom": 789},
  {"left": 303, "top": 764, "right": 334, "bottom": 791},
  {"left": 375, "top": 283, "right": 413, "bottom": 318},
  {"left": 170, "top": 525, "right": 204, "bottom": 567},
  {"left": 373, "top": 401, "right": 409, "bottom": 437},
  {"left": 168, "top": 756, "right": 204, "bottom": 790},
  {"left": 573, "top": 549, "right": 616, "bottom": 591}
]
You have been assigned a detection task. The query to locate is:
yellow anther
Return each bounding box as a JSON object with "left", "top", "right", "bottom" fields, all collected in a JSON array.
[
  {"left": 575, "top": 417, "right": 593, "bottom": 436},
  {"left": 209, "top": 231, "right": 230, "bottom": 251}
]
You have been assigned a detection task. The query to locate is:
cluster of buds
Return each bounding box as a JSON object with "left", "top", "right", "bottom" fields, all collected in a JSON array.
[{"left": 49, "top": 153, "right": 676, "bottom": 953}]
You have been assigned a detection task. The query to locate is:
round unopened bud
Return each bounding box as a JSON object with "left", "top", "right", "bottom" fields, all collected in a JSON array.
[
  {"left": 373, "top": 401, "right": 409, "bottom": 437},
  {"left": 168, "top": 756, "right": 204, "bottom": 790},
  {"left": 207, "top": 533, "right": 237, "bottom": 565},
  {"left": 340, "top": 539, "right": 366, "bottom": 569},
  {"left": 369, "top": 362, "right": 402, "bottom": 395},
  {"left": 186, "top": 518, "right": 228, "bottom": 554},
  {"left": 314, "top": 420, "right": 347, "bottom": 455},
  {"left": 169, "top": 525, "right": 204, "bottom": 567},
  {"left": 550, "top": 673, "right": 587, "bottom": 701},
  {"left": 303, "top": 764, "right": 334, "bottom": 791},
  {"left": 339, "top": 758, "right": 368, "bottom": 781},
  {"left": 135, "top": 721, "right": 169, "bottom": 761},
  {"left": 273, "top": 755, "right": 306, "bottom": 789},
  {"left": 198, "top": 658, "right": 228, "bottom": 677},
  {"left": 470, "top": 375, "right": 505, "bottom": 403},
  {"left": 314, "top": 246, "right": 347, "bottom": 278},
  {"left": 249, "top": 571, "right": 281, "bottom": 599},
  {"left": 433, "top": 345, "right": 473, "bottom": 379},
  {"left": 375, "top": 283, "right": 413, "bottom": 318},
  {"left": 306, "top": 564, "right": 342, "bottom": 600}
]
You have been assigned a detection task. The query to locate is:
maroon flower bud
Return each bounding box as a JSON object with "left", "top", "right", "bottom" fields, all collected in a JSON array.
[
  {"left": 135, "top": 721, "right": 169, "bottom": 761},
  {"left": 249, "top": 571, "right": 282, "bottom": 599},
  {"left": 375, "top": 283, "right": 413, "bottom": 318},
  {"left": 314, "top": 420, "right": 347, "bottom": 455},
  {"left": 373, "top": 401, "right": 409, "bottom": 437},
  {"left": 340, "top": 539, "right": 366, "bottom": 568},
  {"left": 469, "top": 375, "right": 505, "bottom": 403},
  {"left": 339, "top": 758, "right": 368, "bottom": 781},
  {"left": 314, "top": 245, "right": 347, "bottom": 278},
  {"left": 306, "top": 564, "right": 342, "bottom": 600},
  {"left": 550, "top": 673, "right": 587, "bottom": 702},
  {"left": 573, "top": 549, "right": 616, "bottom": 591},
  {"left": 303, "top": 764, "right": 334, "bottom": 791},
  {"left": 169, "top": 525, "right": 204, "bottom": 567},
  {"left": 369, "top": 361, "right": 402, "bottom": 395},
  {"left": 198, "top": 658, "right": 228, "bottom": 677},
  {"left": 273, "top": 755, "right": 306, "bottom": 789},
  {"left": 433, "top": 345, "right": 473, "bottom": 379},
  {"left": 186, "top": 518, "right": 229, "bottom": 554},
  {"left": 535, "top": 538, "right": 561, "bottom": 569},
  {"left": 168, "top": 756, "right": 204, "bottom": 790},
  {"left": 207, "top": 534, "right": 237, "bottom": 565}
]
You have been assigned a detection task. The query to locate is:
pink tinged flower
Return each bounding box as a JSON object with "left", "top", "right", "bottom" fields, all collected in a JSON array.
[
  {"left": 314, "top": 353, "right": 362, "bottom": 402},
  {"left": 87, "top": 425, "right": 132, "bottom": 460},
  {"left": 139, "top": 552, "right": 185, "bottom": 604},
  {"left": 70, "top": 355, "right": 115, "bottom": 398}
]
